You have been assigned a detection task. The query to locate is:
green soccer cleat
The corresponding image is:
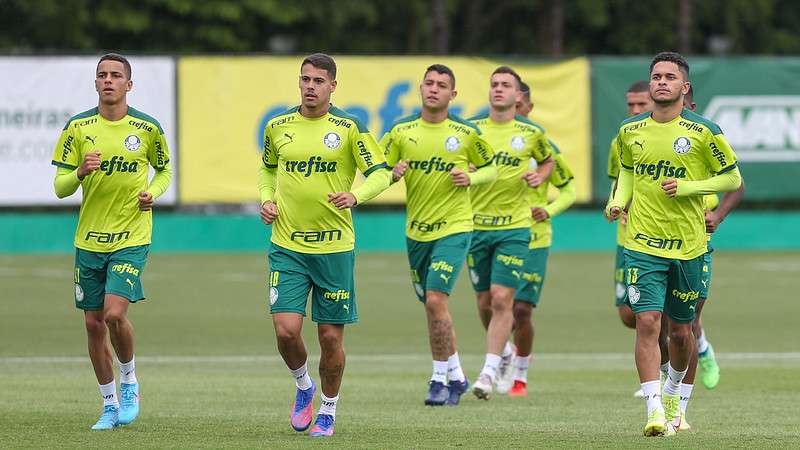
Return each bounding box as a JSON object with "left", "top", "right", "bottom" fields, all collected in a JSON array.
[
  {"left": 662, "top": 393, "right": 681, "bottom": 431},
  {"left": 643, "top": 409, "right": 675, "bottom": 437},
  {"left": 699, "top": 344, "right": 720, "bottom": 389}
]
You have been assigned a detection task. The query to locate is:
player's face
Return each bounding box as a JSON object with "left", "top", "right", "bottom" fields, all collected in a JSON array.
[
  {"left": 516, "top": 97, "right": 533, "bottom": 117},
  {"left": 299, "top": 64, "right": 336, "bottom": 110},
  {"left": 95, "top": 60, "right": 132, "bottom": 105},
  {"left": 649, "top": 61, "right": 689, "bottom": 105},
  {"left": 420, "top": 71, "right": 456, "bottom": 111},
  {"left": 489, "top": 73, "right": 520, "bottom": 109},
  {"left": 625, "top": 91, "right": 653, "bottom": 116}
]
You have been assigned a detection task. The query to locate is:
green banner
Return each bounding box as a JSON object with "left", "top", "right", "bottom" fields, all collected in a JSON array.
[{"left": 591, "top": 57, "right": 800, "bottom": 202}]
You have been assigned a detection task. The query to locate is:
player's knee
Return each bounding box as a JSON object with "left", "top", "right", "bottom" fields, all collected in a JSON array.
[
  {"left": 618, "top": 306, "right": 636, "bottom": 329},
  {"left": 103, "top": 310, "right": 126, "bottom": 329},
  {"left": 635, "top": 312, "right": 661, "bottom": 335},
  {"left": 317, "top": 328, "right": 343, "bottom": 351},
  {"left": 274, "top": 323, "right": 301, "bottom": 343},
  {"left": 669, "top": 325, "right": 692, "bottom": 347},
  {"left": 512, "top": 301, "right": 532, "bottom": 323},
  {"left": 489, "top": 285, "right": 513, "bottom": 305},
  {"left": 84, "top": 315, "right": 106, "bottom": 336}
]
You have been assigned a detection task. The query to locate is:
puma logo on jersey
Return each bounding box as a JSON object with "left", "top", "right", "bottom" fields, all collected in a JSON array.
[
  {"left": 85, "top": 135, "right": 96, "bottom": 145},
  {"left": 632, "top": 140, "right": 644, "bottom": 151}
]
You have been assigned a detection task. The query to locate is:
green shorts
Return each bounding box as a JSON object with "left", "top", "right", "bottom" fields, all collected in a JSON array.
[
  {"left": 700, "top": 249, "right": 713, "bottom": 300},
  {"left": 514, "top": 247, "right": 549, "bottom": 306},
  {"left": 267, "top": 244, "right": 357, "bottom": 324},
  {"left": 614, "top": 245, "right": 628, "bottom": 306},
  {"left": 74, "top": 245, "right": 149, "bottom": 311},
  {"left": 406, "top": 232, "right": 471, "bottom": 302},
  {"left": 623, "top": 249, "right": 704, "bottom": 323},
  {"left": 467, "top": 228, "right": 530, "bottom": 292}
]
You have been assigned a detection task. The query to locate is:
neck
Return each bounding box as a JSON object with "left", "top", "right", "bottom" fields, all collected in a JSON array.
[
  {"left": 651, "top": 99, "right": 683, "bottom": 123},
  {"left": 300, "top": 102, "right": 331, "bottom": 118},
  {"left": 489, "top": 105, "right": 516, "bottom": 123},
  {"left": 98, "top": 100, "right": 128, "bottom": 121},
  {"left": 421, "top": 106, "right": 448, "bottom": 124}
]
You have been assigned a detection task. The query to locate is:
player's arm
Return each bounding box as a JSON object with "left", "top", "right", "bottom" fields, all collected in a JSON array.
[
  {"left": 706, "top": 180, "right": 745, "bottom": 233},
  {"left": 51, "top": 123, "right": 93, "bottom": 198},
  {"left": 330, "top": 128, "right": 391, "bottom": 210},
  {"left": 140, "top": 129, "right": 173, "bottom": 211},
  {"left": 605, "top": 135, "right": 620, "bottom": 206},
  {"left": 259, "top": 126, "right": 279, "bottom": 224},
  {"left": 606, "top": 136, "right": 633, "bottom": 220},
  {"left": 523, "top": 135, "right": 555, "bottom": 188},
  {"left": 380, "top": 130, "right": 407, "bottom": 184},
  {"left": 667, "top": 133, "right": 742, "bottom": 198},
  {"left": 456, "top": 133, "right": 497, "bottom": 187},
  {"left": 542, "top": 154, "right": 576, "bottom": 219}
]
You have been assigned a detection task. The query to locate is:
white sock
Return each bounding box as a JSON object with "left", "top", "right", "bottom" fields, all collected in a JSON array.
[
  {"left": 318, "top": 393, "right": 338, "bottom": 419},
  {"left": 502, "top": 342, "right": 514, "bottom": 358},
  {"left": 641, "top": 380, "right": 662, "bottom": 415},
  {"left": 480, "top": 353, "right": 502, "bottom": 381},
  {"left": 99, "top": 380, "right": 119, "bottom": 407},
  {"left": 660, "top": 362, "right": 669, "bottom": 377},
  {"left": 513, "top": 355, "right": 530, "bottom": 382},
  {"left": 290, "top": 361, "right": 313, "bottom": 390},
  {"left": 447, "top": 352, "right": 465, "bottom": 382},
  {"left": 119, "top": 356, "right": 137, "bottom": 384},
  {"left": 680, "top": 383, "right": 694, "bottom": 414},
  {"left": 431, "top": 360, "right": 448, "bottom": 383},
  {"left": 697, "top": 331, "right": 709, "bottom": 355},
  {"left": 663, "top": 363, "right": 687, "bottom": 396}
]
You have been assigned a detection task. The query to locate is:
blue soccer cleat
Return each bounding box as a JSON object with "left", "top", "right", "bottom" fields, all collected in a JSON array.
[
  {"left": 309, "top": 413, "right": 335, "bottom": 437},
  {"left": 91, "top": 404, "right": 119, "bottom": 430},
  {"left": 118, "top": 382, "right": 140, "bottom": 425},
  {"left": 291, "top": 380, "right": 316, "bottom": 432},
  {"left": 446, "top": 378, "right": 469, "bottom": 406},
  {"left": 424, "top": 380, "right": 449, "bottom": 406}
]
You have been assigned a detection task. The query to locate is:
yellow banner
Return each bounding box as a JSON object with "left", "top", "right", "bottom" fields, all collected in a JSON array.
[{"left": 179, "top": 56, "right": 590, "bottom": 203}]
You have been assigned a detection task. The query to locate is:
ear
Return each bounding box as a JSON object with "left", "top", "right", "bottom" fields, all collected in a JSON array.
[
  {"left": 682, "top": 82, "right": 691, "bottom": 95},
  {"left": 451, "top": 89, "right": 458, "bottom": 100},
  {"left": 126, "top": 79, "right": 133, "bottom": 92},
  {"left": 330, "top": 79, "right": 337, "bottom": 93}
]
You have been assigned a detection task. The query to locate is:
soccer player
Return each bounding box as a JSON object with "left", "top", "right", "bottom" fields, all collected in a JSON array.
[
  {"left": 382, "top": 64, "right": 497, "bottom": 406},
  {"left": 606, "top": 52, "right": 742, "bottom": 436},
  {"left": 259, "top": 53, "right": 391, "bottom": 437},
  {"left": 51, "top": 53, "right": 172, "bottom": 430},
  {"left": 467, "top": 72, "right": 555, "bottom": 400}
]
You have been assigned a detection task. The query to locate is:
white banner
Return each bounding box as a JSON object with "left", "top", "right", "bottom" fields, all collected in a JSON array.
[{"left": 0, "top": 56, "right": 177, "bottom": 205}]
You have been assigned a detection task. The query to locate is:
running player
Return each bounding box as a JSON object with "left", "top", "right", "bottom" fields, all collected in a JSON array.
[
  {"left": 259, "top": 53, "right": 391, "bottom": 437},
  {"left": 382, "top": 64, "right": 497, "bottom": 406},
  {"left": 467, "top": 68, "right": 554, "bottom": 400},
  {"left": 607, "top": 52, "right": 742, "bottom": 436},
  {"left": 51, "top": 53, "right": 172, "bottom": 430}
]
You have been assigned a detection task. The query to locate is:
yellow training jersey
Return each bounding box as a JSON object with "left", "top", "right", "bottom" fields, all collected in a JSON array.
[
  {"left": 607, "top": 134, "right": 627, "bottom": 246},
  {"left": 262, "top": 105, "right": 388, "bottom": 254},
  {"left": 51, "top": 107, "right": 171, "bottom": 252},
  {"left": 529, "top": 142, "right": 575, "bottom": 249},
  {"left": 381, "top": 113, "right": 495, "bottom": 242},
  {"left": 468, "top": 114, "right": 553, "bottom": 231},
  {"left": 617, "top": 109, "right": 738, "bottom": 260}
]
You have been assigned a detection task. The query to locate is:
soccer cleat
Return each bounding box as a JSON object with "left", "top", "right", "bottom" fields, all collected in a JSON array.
[
  {"left": 495, "top": 351, "right": 515, "bottom": 394},
  {"left": 679, "top": 412, "right": 691, "bottom": 431},
  {"left": 309, "top": 413, "right": 335, "bottom": 437},
  {"left": 699, "top": 344, "right": 720, "bottom": 389},
  {"left": 472, "top": 374, "right": 492, "bottom": 400},
  {"left": 508, "top": 380, "right": 528, "bottom": 397},
  {"left": 633, "top": 388, "right": 644, "bottom": 398},
  {"left": 643, "top": 409, "right": 675, "bottom": 437},
  {"left": 446, "top": 378, "right": 469, "bottom": 406},
  {"left": 662, "top": 393, "right": 681, "bottom": 431},
  {"left": 118, "top": 382, "right": 140, "bottom": 425},
  {"left": 91, "top": 405, "right": 119, "bottom": 430},
  {"left": 424, "top": 380, "right": 449, "bottom": 406},
  {"left": 291, "top": 380, "right": 316, "bottom": 431}
]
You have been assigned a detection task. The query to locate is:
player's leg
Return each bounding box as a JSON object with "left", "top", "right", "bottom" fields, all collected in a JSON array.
[
  {"left": 626, "top": 249, "right": 673, "bottom": 436},
  {"left": 467, "top": 231, "right": 493, "bottom": 330},
  {"left": 75, "top": 248, "right": 119, "bottom": 430},
  {"left": 677, "top": 298, "right": 705, "bottom": 431},
  {"left": 509, "top": 246, "right": 548, "bottom": 397},
  {"left": 615, "top": 245, "right": 636, "bottom": 329},
  {"left": 695, "top": 251, "right": 719, "bottom": 389},
  {"left": 268, "top": 245, "right": 315, "bottom": 432},
  {"left": 311, "top": 324, "right": 344, "bottom": 437}
]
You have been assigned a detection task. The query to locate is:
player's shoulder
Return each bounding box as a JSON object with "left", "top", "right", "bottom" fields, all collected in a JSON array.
[
  {"left": 467, "top": 111, "right": 490, "bottom": 125},
  {"left": 619, "top": 111, "right": 650, "bottom": 128},
  {"left": 328, "top": 105, "right": 369, "bottom": 133},
  {"left": 446, "top": 113, "right": 481, "bottom": 136},
  {"left": 679, "top": 108, "right": 723, "bottom": 135},
  {"left": 265, "top": 105, "right": 301, "bottom": 129},
  {"left": 127, "top": 106, "right": 165, "bottom": 134},
  {"left": 513, "top": 114, "right": 545, "bottom": 135},
  {"left": 62, "top": 107, "right": 99, "bottom": 131},
  {"left": 387, "top": 112, "right": 422, "bottom": 134}
]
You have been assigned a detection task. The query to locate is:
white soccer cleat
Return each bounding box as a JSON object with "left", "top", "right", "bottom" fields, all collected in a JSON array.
[
  {"left": 495, "top": 354, "right": 515, "bottom": 394},
  {"left": 633, "top": 388, "right": 644, "bottom": 398},
  {"left": 472, "top": 374, "right": 492, "bottom": 400}
]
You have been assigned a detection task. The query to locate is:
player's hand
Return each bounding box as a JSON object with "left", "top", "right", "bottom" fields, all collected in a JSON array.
[
  {"left": 450, "top": 168, "right": 470, "bottom": 186},
  {"left": 328, "top": 192, "right": 357, "bottom": 210},
  {"left": 391, "top": 160, "right": 408, "bottom": 182},
  {"left": 661, "top": 178, "right": 678, "bottom": 197},
  {"left": 260, "top": 200, "right": 279, "bottom": 225},
  {"left": 620, "top": 209, "right": 628, "bottom": 226},
  {"left": 77, "top": 151, "right": 102, "bottom": 179},
  {"left": 606, "top": 206, "right": 622, "bottom": 221},
  {"left": 522, "top": 171, "right": 544, "bottom": 188},
  {"left": 467, "top": 163, "right": 477, "bottom": 173},
  {"left": 705, "top": 209, "right": 721, "bottom": 233},
  {"left": 531, "top": 207, "right": 550, "bottom": 222},
  {"left": 137, "top": 191, "right": 153, "bottom": 211}
]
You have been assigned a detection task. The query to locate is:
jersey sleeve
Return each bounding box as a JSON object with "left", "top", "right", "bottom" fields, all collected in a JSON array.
[
  {"left": 531, "top": 131, "right": 554, "bottom": 163},
  {"left": 51, "top": 123, "right": 80, "bottom": 170},
  {"left": 262, "top": 123, "right": 278, "bottom": 168},
  {"left": 551, "top": 153, "right": 575, "bottom": 188},
  {"left": 607, "top": 135, "right": 620, "bottom": 178},
  {"left": 350, "top": 126, "right": 388, "bottom": 177},
  {"left": 618, "top": 132, "right": 633, "bottom": 171},
  {"left": 703, "top": 132, "right": 738, "bottom": 174},
  {"left": 468, "top": 133, "right": 495, "bottom": 168},
  {"left": 380, "top": 128, "right": 400, "bottom": 166},
  {"left": 147, "top": 128, "right": 171, "bottom": 170}
]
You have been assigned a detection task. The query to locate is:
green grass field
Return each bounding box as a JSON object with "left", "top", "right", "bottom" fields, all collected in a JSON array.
[{"left": 2, "top": 251, "right": 799, "bottom": 448}]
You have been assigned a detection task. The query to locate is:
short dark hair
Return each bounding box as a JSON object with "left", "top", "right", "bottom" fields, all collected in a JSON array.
[
  {"left": 98, "top": 53, "right": 131, "bottom": 79},
  {"left": 650, "top": 51, "right": 689, "bottom": 80},
  {"left": 301, "top": 53, "right": 337, "bottom": 80},
  {"left": 627, "top": 80, "right": 650, "bottom": 93},
  {"left": 492, "top": 66, "right": 522, "bottom": 89},
  {"left": 424, "top": 64, "right": 455, "bottom": 88},
  {"left": 519, "top": 81, "right": 531, "bottom": 100}
]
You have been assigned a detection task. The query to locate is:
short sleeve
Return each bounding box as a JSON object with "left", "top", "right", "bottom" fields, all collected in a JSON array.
[
  {"left": 262, "top": 123, "right": 277, "bottom": 168},
  {"left": 619, "top": 133, "right": 633, "bottom": 171},
  {"left": 51, "top": 123, "right": 80, "bottom": 170},
  {"left": 607, "top": 135, "right": 620, "bottom": 178},
  {"left": 351, "top": 127, "right": 388, "bottom": 177},
  {"left": 148, "top": 128, "right": 171, "bottom": 170},
  {"left": 704, "top": 132, "right": 738, "bottom": 174},
  {"left": 531, "top": 132, "right": 553, "bottom": 163},
  {"left": 380, "top": 129, "right": 400, "bottom": 166},
  {"left": 468, "top": 133, "right": 495, "bottom": 168},
  {"left": 551, "top": 153, "right": 575, "bottom": 188}
]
